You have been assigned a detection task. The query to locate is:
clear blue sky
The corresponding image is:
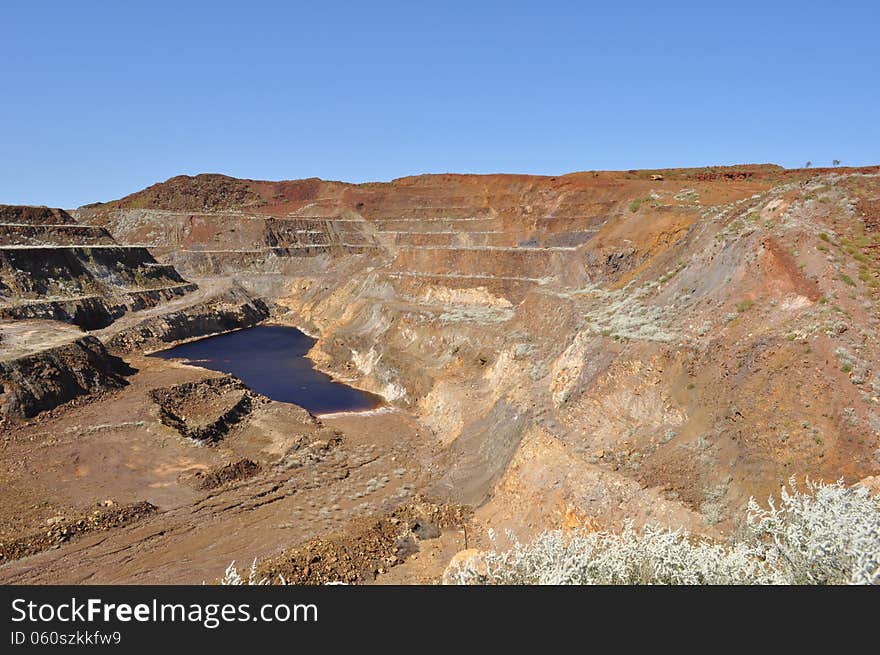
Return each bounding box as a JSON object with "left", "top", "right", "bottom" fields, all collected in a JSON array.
[{"left": 1, "top": 1, "right": 878, "bottom": 208}]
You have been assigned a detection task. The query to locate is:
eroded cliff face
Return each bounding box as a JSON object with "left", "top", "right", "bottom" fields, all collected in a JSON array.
[
  {"left": 73, "top": 166, "right": 880, "bottom": 537},
  {"left": 0, "top": 335, "right": 134, "bottom": 420},
  {"left": 101, "top": 286, "right": 269, "bottom": 355},
  {"left": 0, "top": 204, "right": 277, "bottom": 422},
  {"left": 0, "top": 203, "right": 196, "bottom": 331}
]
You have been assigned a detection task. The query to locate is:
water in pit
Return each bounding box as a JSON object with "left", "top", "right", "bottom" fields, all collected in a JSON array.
[{"left": 152, "top": 325, "right": 383, "bottom": 415}]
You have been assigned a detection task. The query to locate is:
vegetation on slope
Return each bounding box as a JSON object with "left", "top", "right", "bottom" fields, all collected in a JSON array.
[{"left": 447, "top": 479, "right": 879, "bottom": 585}]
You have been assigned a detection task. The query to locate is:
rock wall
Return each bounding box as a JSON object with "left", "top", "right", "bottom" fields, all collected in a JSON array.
[
  {"left": 0, "top": 336, "right": 135, "bottom": 420},
  {"left": 104, "top": 286, "right": 270, "bottom": 354},
  {"left": 0, "top": 205, "right": 197, "bottom": 331},
  {"left": 72, "top": 168, "right": 880, "bottom": 530},
  {"left": 0, "top": 285, "right": 197, "bottom": 330}
]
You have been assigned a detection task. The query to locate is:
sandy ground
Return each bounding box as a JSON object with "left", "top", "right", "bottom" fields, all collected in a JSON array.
[{"left": 0, "top": 355, "right": 443, "bottom": 584}]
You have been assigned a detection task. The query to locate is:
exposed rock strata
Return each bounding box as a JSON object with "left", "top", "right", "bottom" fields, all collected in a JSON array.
[
  {"left": 76, "top": 167, "right": 880, "bottom": 530},
  {"left": 104, "top": 287, "right": 270, "bottom": 354},
  {"left": 0, "top": 204, "right": 197, "bottom": 331},
  {"left": 1, "top": 166, "right": 879, "bottom": 584},
  {"left": 0, "top": 336, "right": 135, "bottom": 419}
]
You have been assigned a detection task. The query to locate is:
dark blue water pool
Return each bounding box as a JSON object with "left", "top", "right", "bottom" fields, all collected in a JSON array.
[{"left": 152, "top": 325, "right": 383, "bottom": 414}]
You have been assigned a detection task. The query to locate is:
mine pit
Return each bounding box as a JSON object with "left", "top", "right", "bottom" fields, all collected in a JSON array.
[
  {"left": 1, "top": 167, "right": 879, "bottom": 585},
  {"left": 151, "top": 325, "right": 384, "bottom": 415}
]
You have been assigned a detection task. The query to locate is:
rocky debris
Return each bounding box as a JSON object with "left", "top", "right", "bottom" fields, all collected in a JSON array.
[
  {"left": 150, "top": 375, "right": 263, "bottom": 444},
  {"left": 0, "top": 204, "right": 77, "bottom": 225},
  {"left": 276, "top": 434, "right": 343, "bottom": 470},
  {"left": 99, "top": 174, "right": 266, "bottom": 212},
  {"left": 0, "top": 223, "right": 116, "bottom": 247},
  {"left": 0, "top": 336, "right": 135, "bottom": 420},
  {"left": 856, "top": 195, "right": 880, "bottom": 233},
  {"left": 0, "top": 501, "right": 157, "bottom": 564},
  {"left": 188, "top": 458, "right": 261, "bottom": 490},
  {"left": 258, "top": 500, "right": 469, "bottom": 584}
]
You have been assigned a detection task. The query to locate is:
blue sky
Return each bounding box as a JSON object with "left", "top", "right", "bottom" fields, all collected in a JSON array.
[{"left": 1, "top": 1, "right": 878, "bottom": 208}]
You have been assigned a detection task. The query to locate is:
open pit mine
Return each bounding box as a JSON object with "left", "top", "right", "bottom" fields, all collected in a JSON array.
[{"left": 1, "top": 164, "right": 879, "bottom": 584}]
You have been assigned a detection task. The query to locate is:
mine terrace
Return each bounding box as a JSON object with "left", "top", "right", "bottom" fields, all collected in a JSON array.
[{"left": 1, "top": 164, "right": 879, "bottom": 583}]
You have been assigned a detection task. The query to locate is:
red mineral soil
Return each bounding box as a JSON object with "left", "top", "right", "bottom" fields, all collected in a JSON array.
[{"left": 1, "top": 163, "right": 879, "bottom": 583}]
